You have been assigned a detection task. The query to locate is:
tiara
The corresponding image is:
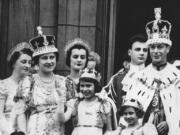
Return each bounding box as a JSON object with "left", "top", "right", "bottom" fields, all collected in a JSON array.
[
  {"left": 7, "top": 42, "right": 33, "bottom": 61},
  {"left": 64, "top": 38, "right": 91, "bottom": 56}
]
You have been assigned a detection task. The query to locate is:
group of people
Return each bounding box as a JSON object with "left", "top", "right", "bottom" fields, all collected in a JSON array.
[
  {"left": 103, "top": 7, "right": 180, "bottom": 135},
  {"left": 0, "top": 7, "right": 180, "bottom": 135}
]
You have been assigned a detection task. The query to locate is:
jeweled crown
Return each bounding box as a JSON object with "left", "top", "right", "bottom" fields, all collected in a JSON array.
[
  {"left": 146, "top": 8, "right": 172, "bottom": 46},
  {"left": 122, "top": 98, "right": 143, "bottom": 110},
  {"left": 64, "top": 38, "right": 91, "bottom": 56},
  {"left": 29, "top": 26, "right": 58, "bottom": 57},
  {"left": 7, "top": 42, "right": 33, "bottom": 61},
  {"left": 80, "top": 68, "right": 99, "bottom": 81}
]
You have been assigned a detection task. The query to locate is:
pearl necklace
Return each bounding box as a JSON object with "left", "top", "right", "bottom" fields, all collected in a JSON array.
[{"left": 38, "top": 74, "right": 55, "bottom": 84}]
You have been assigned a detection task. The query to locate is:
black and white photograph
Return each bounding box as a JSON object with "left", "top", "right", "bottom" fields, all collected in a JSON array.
[{"left": 0, "top": 0, "right": 180, "bottom": 135}]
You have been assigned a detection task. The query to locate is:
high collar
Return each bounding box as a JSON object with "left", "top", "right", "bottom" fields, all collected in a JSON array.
[{"left": 152, "top": 62, "right": 167, "bottom": 71}]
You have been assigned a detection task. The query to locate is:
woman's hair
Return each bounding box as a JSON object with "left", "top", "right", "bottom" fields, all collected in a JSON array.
[
  {"left": 65, "top": 44, "right": 89, "bottom": 67},
  {"left": 88, "top": 51, "right": 101, "bottom": 71},
  {"left": 119, "top": 105, "right": 144, "bottom": 118},
  {"left": 88, "top": 51, "right": 101, "bottom": 64},
  {"left": 33, "top": 52, "right": 59, "bottom": 66},
  {"left": 79, "top": 77, "right": 102, "bottom": 93},
  {"left": 8, "top": 48, "right": 33, "bottom": 70}
]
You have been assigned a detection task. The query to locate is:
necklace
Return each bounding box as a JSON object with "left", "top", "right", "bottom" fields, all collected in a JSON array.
[{"left": 38, "top": 74, "right": 55, "bottom": 84}]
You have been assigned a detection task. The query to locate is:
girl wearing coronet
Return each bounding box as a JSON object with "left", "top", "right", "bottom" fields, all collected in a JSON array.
[
  {"left": 113, "top": 98, "right": 157, "bottom": 135},
  {"left": 14, "top": 26, "right": 67, "bottom": 135},
  {"left": 59, "top": 68, "right": 112, "bottom": 135}
]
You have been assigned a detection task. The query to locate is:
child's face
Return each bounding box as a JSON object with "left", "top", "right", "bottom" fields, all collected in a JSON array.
[
  {"left": 87, "top": 60, "right": 96, "bottom": 69},
  {"left": 80, "top": 80, "right": 95, "bottom": 99},
  {"left": 123, "top": 107, "right": 138, "bottom": 126}
]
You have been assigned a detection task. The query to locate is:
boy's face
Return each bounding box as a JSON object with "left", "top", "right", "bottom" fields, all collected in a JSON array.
[
  {"left": 128, "top": 41, "right": 148, "bottom": 65},
  {"left": 123, "top": 107, "right": 138, "bottom": 126},
  {"left": 80, "top": 80, "right": 95, "bottom": 99}
]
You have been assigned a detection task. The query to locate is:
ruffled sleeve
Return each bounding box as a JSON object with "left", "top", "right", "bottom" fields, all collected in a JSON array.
[
  {"left": 65, "top": 76, "right": 77, "bottom": 101},
  {"left": 98, "top": 99, "right": 113, "bottom": 128},
  {"left": 12, "top": 76, "right": 34, "bottom": 117},
  {"left": 15, "top": 76, "right": 32, "bottom": 101},
  {"left": 0, "top": 80, "right": 8, "bottom": 100},
  {"left": 99, "top": 100, "right": 111, "bottom": 115}
]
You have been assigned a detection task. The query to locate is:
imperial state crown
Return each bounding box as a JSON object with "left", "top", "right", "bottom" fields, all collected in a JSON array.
[
  {"left": 29, "top": 26, "right": 58, "bottom": 57},
  {"left": 146, "top": 8, "right": 172, "bottom": 46}
]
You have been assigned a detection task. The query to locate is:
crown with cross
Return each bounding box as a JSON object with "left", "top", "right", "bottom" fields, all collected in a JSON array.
[
  {"left": 146, "top": 8, "right": 172, "bottom": 46},
  {"left": 29, "top": 26, "right": 58, "bottom": 57}
]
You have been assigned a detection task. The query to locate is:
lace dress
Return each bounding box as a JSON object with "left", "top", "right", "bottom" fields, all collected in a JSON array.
[
  {"left": 0, "top": 78, "right": 19, "bottom": 135},
  {"left": 16, "top": 74, "right": 67, "bottom": 135}
]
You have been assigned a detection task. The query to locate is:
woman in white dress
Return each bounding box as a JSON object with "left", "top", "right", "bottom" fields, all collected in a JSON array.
[
  {"left": 15, "top": 26, "right": 67, "bottom": 135},
  {"left": 0, "top": 42, "right": 33, "bottom": 135}
]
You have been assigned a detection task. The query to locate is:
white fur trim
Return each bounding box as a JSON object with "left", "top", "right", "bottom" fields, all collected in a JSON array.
[{"left": 147, "top": 38, "right": 172, "bottom": 46}]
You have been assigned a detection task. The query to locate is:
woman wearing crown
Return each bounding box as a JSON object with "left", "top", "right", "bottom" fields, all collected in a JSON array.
[
  {"left": 0, "top": 42, "right": 33, "bottom": 135},
  {"left": 14, "top": 26, "right": 67, "bottom": 135},
  {"left": 59, "top": 68, "right": 112, "bottom": 135}
]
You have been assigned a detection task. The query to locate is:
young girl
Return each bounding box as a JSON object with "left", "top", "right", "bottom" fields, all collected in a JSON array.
[
  {"left": 115, "top": 98, "right": 158, "bottom": 135},
  {"left": 60, "top": 68, "right": 112, "bottom": 135}
]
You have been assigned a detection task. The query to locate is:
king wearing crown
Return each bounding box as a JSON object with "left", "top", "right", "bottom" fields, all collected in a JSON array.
[
  {"left": 146, "top": 8, "right": 172, "bottom": 46},
  {"left": 125, "top": 8, "right": 180, "bottom": 135}
]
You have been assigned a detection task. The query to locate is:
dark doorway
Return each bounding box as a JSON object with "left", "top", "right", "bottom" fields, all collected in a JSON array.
[{"left": 114, "top": 0, "right": 180, "bottom": 73}]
